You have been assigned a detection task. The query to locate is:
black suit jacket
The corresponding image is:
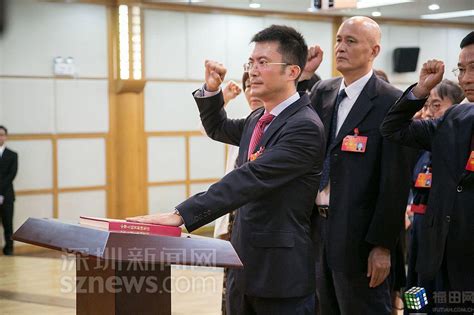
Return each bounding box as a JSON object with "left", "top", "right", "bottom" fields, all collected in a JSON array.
[
  {"left": 0, "top": 147, "right": 18, "bottom": 203},
  {"left": 177, "top": 91, "right": 325, "bottom": 298},
  {"left": 381, "top": 87, "right": 474, "bottom": 287},
  {"left": 308, "top": 74, "right": 415, "bottom": 273}
]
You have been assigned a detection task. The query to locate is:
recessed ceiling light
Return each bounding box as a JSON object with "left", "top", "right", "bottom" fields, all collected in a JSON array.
[
  {"left": 249, "top": 2, "right": 261, "bottom": 9},
  {"left": 372, "top": 10, "right": 382, "bottom": 17},
  {"left": 428, "top": 4, "right": 440, "bottom": 11},
  {"left": 421, "top": 9, "right": 474, "bottom": 19}
]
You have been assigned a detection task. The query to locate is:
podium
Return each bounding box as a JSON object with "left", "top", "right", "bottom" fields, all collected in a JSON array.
[{"left": 13, "top": 218, "right": 242, "bottom": 315}]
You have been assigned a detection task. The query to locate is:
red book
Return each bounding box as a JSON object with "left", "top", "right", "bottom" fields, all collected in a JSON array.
[{"left": 79, "top": 216, "right": 181, "bottom": 237}]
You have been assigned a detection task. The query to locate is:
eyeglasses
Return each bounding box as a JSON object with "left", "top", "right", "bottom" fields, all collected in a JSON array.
[
  {"left": 452, "top": 63, "right": 474, "bottom": 77},
  {"left": 243, "top": 61, "right": 289, "bottom": 72},
  {"left": 427, "top": 102, "right": 441, "bottom": 113}
]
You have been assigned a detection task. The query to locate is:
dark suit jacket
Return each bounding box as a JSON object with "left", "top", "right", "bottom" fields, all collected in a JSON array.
[
  {"left": 381, "top": 87, "right": 474, "bottom": 288},
  {"left": 308, "top": 74, "right": 415, "bottom": 274},
  {"left": 0, "top": 147, "right": 18, "bottom": 203},
  {"left": 177, "top": 91, "right": 325, "bottom": 298}
]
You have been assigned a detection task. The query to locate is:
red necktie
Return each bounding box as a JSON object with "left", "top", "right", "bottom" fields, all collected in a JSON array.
[{"left": 248, "top": 112, "right": 275, "bottom": 160}]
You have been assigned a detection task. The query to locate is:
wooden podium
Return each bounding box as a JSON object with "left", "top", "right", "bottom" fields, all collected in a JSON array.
[{"left": 13, "top": 218, "right": 242, "bottom": 315}]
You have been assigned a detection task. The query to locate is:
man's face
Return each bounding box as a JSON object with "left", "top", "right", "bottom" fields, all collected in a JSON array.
[
  {"left": 427, "top": 89, "right": 454, "bottom": 119},
  {"left": 335, "top": 22, "right": 378, "bottom": 75},
  {"left": 244, "top": 79, "right": 264, "bottom": 111},
  {"left": 248, "top": 41, "right": 290, "bottom": 102},
  {"left": 420, "top": 102, "right": 434, "bottom": 120},
  {"left": 457, "top": 44, "right": 474, "bottom": 102},
  {"left": 0, "top": 129, "right": 7, "bottom": 147}
]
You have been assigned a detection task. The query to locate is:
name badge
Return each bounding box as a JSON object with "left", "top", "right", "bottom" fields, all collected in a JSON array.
[
  {"left": 341, "top": 128, "right": 367, "bottom": 153},
  {"left": 415, "top": 172, "right": 432, "bottom": 188},
  {"left": 466, "top": 151, "right": 474, "bottom": 172}
]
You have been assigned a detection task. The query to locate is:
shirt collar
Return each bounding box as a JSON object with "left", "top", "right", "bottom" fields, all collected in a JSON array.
[
  {"left": 339, "top": 70, "right": 373, "bottom": 100},
  {"left": 269, "top": 92, "right": 300, "bottom": 117},
  {"left": 0, "top": 145, "right": 5, "bottom": 156}
]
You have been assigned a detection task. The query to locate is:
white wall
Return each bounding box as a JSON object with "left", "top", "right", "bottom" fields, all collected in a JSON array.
[
  {"left": 144, "top": 10, "right": 333, "bottom": 81},
  {"left": 0, "top": 0, "right": 109, "bottom": 245},
  {"left": 374, "top": 24, "right": 469, "bottom": 90},
  {"left": 0, "top": 0, "right": 107, "bottom": 77}
]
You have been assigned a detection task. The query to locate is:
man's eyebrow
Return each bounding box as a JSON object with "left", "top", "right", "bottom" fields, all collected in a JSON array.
[{"left": 458, "top": 61, "right": 474, "bottom": 66}]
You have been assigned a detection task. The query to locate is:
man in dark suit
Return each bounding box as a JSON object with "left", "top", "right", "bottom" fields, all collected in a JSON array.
[
  {"left": 129, "top": 25, "right": 325, "bottom": 314},
  {"left": 0, "top": 125, "right": 18, "bottom": 256},
  {"left": 299, "top": 16, "right": 414, "bottom": 314},
  {"left": 381, "top": 34, "right": 474, "bottom": 293}
]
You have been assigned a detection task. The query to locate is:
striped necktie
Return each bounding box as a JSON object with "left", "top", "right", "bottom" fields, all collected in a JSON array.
[{"left": 248, "top": 112, "right": 275, "bottom": 160}]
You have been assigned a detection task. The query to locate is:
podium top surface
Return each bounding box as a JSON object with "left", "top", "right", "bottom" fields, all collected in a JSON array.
[{"left": 13, "top": 218, "right": 243, "bottom": 269}]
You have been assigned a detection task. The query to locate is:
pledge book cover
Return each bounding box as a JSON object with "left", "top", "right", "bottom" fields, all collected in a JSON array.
[{"left": 79, "top": 216, "right": 182, "bottom": 237}]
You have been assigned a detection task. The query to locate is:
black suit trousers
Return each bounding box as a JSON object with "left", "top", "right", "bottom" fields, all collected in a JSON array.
[
  {"left": 0, "top": 201, "right": 14, "bottom": 248},
  {"left": 315, "top": 216, "right": 392, "bottom": 315},
  {"left": 226, "top": 269, "right": 315, "bottom": 315}
]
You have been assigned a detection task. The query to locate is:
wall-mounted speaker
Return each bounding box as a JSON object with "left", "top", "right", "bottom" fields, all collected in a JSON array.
[{"left": 393, "top": 47, "right": 420, "bottom": 73}]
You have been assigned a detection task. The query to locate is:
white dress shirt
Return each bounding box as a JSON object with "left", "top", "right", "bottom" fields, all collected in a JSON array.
[{"left": 265, "top": 92, "right": 300, "bottom": 130}]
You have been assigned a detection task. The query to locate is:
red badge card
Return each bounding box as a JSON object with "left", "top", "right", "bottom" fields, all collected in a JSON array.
[
  {"left": 415, "top": 173, "right": 432, "bottom": 188},
  {"left": 466, "top": 151, "right": 474, "bottom": 172},
  {"left": 341, "top": 135, "right": 367, "bottom": 153}
]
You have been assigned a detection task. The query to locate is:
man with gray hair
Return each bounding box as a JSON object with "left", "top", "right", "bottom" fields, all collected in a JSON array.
[
  {"left": 425, "top": 79, "right": 465, "bottom": 118},
  {"left": 300, "top": 16, "right": 414, "bottom": 314}
]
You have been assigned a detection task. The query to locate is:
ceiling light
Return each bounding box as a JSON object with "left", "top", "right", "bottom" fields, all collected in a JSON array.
[
  {"left": 357, "top": 0, "right": 413, "bottom": 9},
  {"left": 249, "top": 1, "right": 261, "bottom": 9},
  {"left": 421, "top": 9, "right": 474, "bottom": 19},
  {"left": 428, "top": 4, "right": 440, "bottom": 10},
  {"left": 372, "top": 10, "right": 382, "bottom": 17}
]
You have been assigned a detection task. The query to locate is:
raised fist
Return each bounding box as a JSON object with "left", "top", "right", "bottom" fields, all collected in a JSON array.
[
  {"left": 205, "top": 60, "right": 227, "bottom": 92},
  {"left": 413, "top": 59, "right": 444, "bottom": 98},
  {"left": 223, "top": 80, "right": 242, "bottom": 104},
  {"left": 300, "top": 45, "right": 324, "bottom": 81}
]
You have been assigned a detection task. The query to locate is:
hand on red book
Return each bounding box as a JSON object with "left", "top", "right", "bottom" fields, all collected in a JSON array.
[{"left": 127, "top": 212, "right": 183, "bottom": 227}]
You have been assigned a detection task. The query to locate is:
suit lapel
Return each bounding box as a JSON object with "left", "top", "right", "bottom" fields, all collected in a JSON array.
[
  {"left": 257, "top": 93, "right": 310, "bottom": 151},
  {"left": 319, "top": 81, "right": 341, "bottom": 142},
  {"left": 328, "top": 75, "right": 377, "bottom": 152}
]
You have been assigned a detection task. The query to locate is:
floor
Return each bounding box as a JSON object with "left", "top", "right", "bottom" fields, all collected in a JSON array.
[
  {"left": 0, "top": 250, "right": 404, "bottom": 315},
  {"left": 0, "top": 251, "right": 224, "bottom": 315}
]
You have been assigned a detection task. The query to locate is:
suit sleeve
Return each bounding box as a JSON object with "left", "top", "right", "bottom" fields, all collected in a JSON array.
[
  {"left": 0, "top": 152, "right": 18, "bottom": 195},
  {"left": 380, "top": 85, "right": 445, "bottom": 151},
  {"left": 297, "top": 74, "right": 322, "bottom": 94},
  {"left": 365, "top": 137, "right": 415, "bottom": 250},
  {"left": 365, "top": 87, "right": 420, "bottom": 251},
  {"left": 177, "top": 118, "right": 325, "bottom": 232},
  {"left": 194, "top": 90, "right": 247, "bottom": 147}
]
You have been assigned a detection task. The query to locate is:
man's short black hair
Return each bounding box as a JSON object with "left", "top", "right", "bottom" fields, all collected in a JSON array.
[
  {"left": 251, "top": 25, "right": 308, "bottom": 80},
  {"left": 0, "top": 125, "right": 7, "bottom": 135},
  {"left": 460, "top": 31, "right": 474, "bottom": 48}
]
